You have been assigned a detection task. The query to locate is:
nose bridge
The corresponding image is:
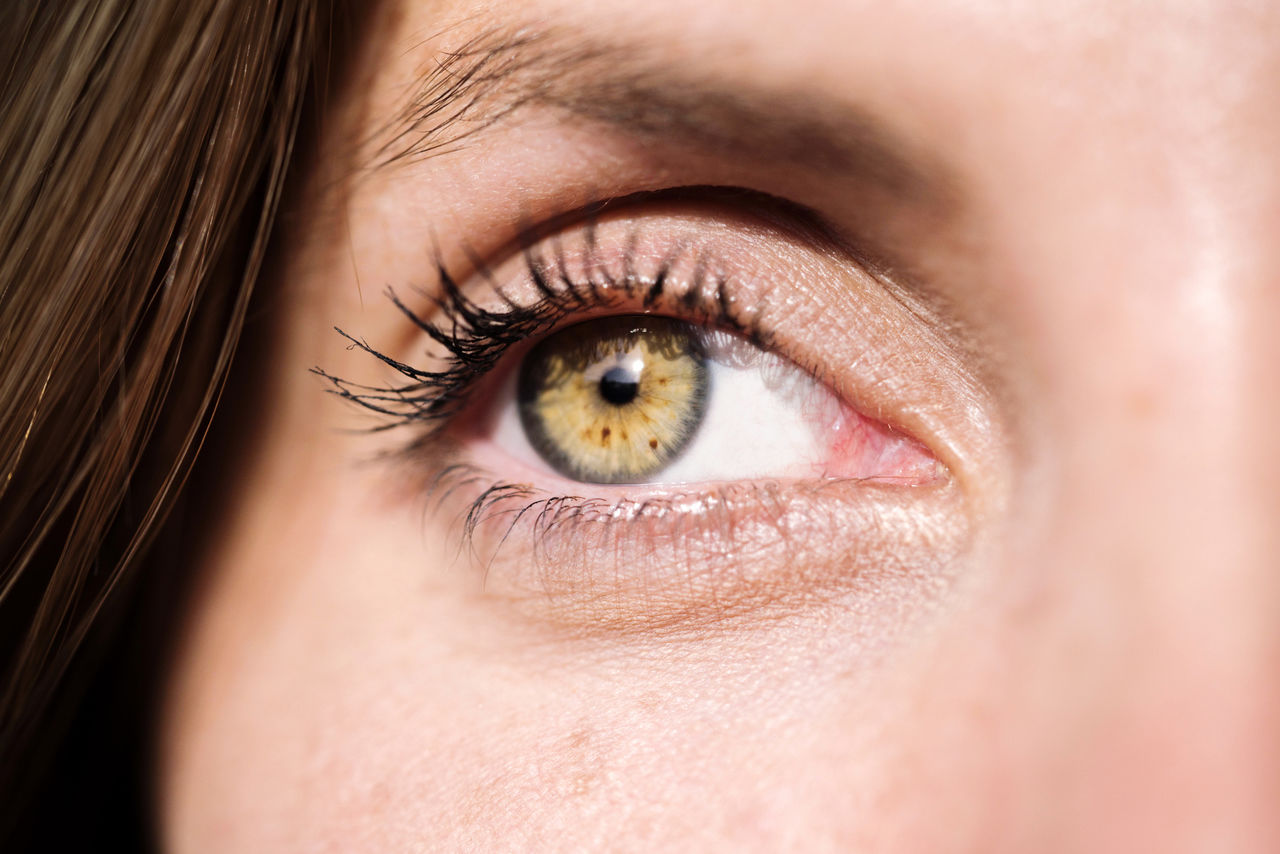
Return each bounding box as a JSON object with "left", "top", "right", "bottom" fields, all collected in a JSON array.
[
  {"left": 1004, "top": 91, "right": 1280, "bottom": 850},
  {"left": 965, "top": 22, "right": 1280, "bottom": 837},
  {"left": 984, "top": 219, "right": 1280, "bottom": 854},
  {"left": 1087, "top": 58, "right": 1280, "bottom": 698},
  {"left": 1045, "top": 285, "right": 1280, "bottom": 852}
]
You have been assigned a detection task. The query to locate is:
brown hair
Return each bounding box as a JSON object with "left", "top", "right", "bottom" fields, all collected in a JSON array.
[{"left": 0, "top": 0, "right": 338, "bottom": 846}]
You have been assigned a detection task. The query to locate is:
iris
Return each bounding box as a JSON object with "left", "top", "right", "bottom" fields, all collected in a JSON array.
[{"left": 517, "top": 316, "right": 709, "bottom": 483}]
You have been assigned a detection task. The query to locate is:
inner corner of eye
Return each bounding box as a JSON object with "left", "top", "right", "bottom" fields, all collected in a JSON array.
[{"left": 481, "top": 314, "right": 938, "bottom": 487}]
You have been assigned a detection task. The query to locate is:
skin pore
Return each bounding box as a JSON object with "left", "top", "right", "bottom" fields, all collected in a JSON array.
[{"left": 161, "top": 0, "right": 1280, "bottom": 851}]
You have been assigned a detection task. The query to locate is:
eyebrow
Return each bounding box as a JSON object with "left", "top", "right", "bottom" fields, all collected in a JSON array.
[{"left": 368, "top": 27, "right": 954, "bottom": 205}]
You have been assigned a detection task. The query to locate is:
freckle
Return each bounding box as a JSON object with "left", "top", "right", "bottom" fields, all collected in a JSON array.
[
  {"left": 649, "top": 438, "right": 658, "bottom": 450},
  {"left": 621, "top": 431, "right": 629, "bottom": 441},
  {"left": 658, "top": 378, "right": 667, "bottom": 385}
]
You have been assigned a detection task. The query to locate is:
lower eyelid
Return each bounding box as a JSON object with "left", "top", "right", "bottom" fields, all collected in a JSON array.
[{"left": 419, "top": 459, "right": 967, "bottom": 634}]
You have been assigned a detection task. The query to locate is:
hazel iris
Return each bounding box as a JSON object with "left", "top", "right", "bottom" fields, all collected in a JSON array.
[{"left": 517, "top": 316, "right": 709, "bottom": 483}]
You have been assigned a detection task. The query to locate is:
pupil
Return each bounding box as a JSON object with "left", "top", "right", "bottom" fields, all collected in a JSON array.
[{"left": 599, "top": 365, "right": 640, "bottom": 405}]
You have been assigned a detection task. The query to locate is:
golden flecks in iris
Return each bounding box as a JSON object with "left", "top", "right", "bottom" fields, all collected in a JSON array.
[{"left": 518, "top": 316, "right": 709, "bottom": 483}]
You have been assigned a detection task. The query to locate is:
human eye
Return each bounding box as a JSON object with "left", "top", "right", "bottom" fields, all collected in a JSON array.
[
  {"left": 321, "top": 196, "right": 976, "bottom": 632},
  {"left": 496, "top": 311, "right": 934, "bottom": 486}
]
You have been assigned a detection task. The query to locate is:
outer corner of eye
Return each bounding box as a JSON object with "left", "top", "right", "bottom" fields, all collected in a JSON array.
[
  {"left": 482, "top": 314, "right": 941, "bottom": 489},
  {"left": 823, "top": 409, "right": 944, "bottom": 485}
]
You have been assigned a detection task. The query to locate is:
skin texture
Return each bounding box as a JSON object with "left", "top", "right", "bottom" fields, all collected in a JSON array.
[{"left": 161, "top": 0, "right": 1280, "bottom": 851}]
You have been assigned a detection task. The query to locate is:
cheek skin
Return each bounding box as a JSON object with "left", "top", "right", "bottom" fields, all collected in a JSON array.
[{"left": 160, "top": 420, "right": 970, "bottom": 852}]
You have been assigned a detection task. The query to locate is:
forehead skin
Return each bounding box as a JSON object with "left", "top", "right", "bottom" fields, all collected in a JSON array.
[{"left": 160, "top": 0, "right": 1280, "bottom": 851}]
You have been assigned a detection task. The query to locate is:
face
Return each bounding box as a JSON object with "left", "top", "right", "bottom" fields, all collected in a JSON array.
[{"left": 160, "top": 0, "right": 1280, "bottom": 850}]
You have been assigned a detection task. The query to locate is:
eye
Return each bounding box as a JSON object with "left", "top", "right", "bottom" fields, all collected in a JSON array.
[
  {"left": 494, "top": 314, "right": 935, "bottom": 485},
  {"left": 322, "top": 204, "right": 949, "bottom": 494},
  {"left": 320, "top": 203, "right": 976, "bottom": 628}
]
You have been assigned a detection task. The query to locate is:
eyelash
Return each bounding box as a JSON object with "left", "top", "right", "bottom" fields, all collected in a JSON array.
[{"left": 315, "top": 222, "right": 773, "bottom": 440}]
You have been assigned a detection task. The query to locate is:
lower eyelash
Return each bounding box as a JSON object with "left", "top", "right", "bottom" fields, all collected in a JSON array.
[
  {"left": 412, "top": 446, "right": 961, "bottom": 632},
  {"left": 423, "top": 453, "right": 794, "bottom": 575},
  {"left": 313, "top": 223, "right": 769, "bottom": 444}
]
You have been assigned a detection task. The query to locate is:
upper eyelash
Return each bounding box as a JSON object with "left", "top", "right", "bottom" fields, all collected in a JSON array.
[{"left": 314, "top": 223, "right": 770, "bottom": 438}]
